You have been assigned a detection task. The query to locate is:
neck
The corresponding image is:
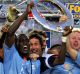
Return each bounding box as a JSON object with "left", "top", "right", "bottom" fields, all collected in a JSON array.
[{"left": 23, "top": 57, "right": 27, "bottom": 61}]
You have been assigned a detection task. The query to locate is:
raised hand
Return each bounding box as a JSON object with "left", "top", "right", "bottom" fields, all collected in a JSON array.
[
  {"left": 26, "top": 2, "right": 34, "bottom": 14},
  {"left": 63, "top": 26, "right": 73, "bottom": 36}
]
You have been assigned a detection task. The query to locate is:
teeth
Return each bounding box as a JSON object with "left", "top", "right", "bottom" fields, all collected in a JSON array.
[
  {"left": 24, "top": 46, "right": 28, "bottom": 50},
  {"left": 24, "top": 46, "right": 27, "bottom": 48}
]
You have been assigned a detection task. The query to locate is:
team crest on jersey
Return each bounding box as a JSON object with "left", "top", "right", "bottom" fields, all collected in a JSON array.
[{"left": 64, "top": 64, "right": 70, "bottom": 70}]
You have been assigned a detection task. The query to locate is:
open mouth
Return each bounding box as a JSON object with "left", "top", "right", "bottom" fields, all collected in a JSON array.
[
  {"left": 32, "top": 50, "right": 37, "bottom": 53},
  {"left": 23, "top": 45, "right": 28, "bottom": 50},
  {"left": 74, "top": 43, "right": 78, "bottom": 47},
  {"left": 31, "top": 49, "right": 38, "bottom": 53}
]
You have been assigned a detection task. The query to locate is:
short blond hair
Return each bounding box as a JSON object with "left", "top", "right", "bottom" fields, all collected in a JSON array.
[{"left": 72, "top": 28, "right": 80, "bottom": 32}]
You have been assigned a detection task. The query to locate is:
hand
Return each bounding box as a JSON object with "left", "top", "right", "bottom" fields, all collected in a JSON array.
[
  {"left": 63, "top": 26, "right": 73, "bottom": 36},
  {"left": 26, "top": 2, "right": 34, "bottom": 14},
  {"left": 29, "top": 53, "right": 39, "bottom": 61}
]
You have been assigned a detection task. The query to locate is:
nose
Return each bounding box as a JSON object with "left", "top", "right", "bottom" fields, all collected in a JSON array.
[
  {"left": 74, "top": 40, "right": 78, "bottom": 45},
  {"left": 30, "top": 45, "right": 36, "bottom": 51},
  {"left": 74, "top": 38, "right": 78, "bottom": 42}
]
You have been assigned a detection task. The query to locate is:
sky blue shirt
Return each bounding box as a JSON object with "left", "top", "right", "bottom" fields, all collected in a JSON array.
[
  {"left": 3, "top": 44, "right": 40, "bottom": 74},
  {"left": 0, "top": 61, "right": 4, "bottom": 74},
  {"left": 42, "top": 52, "right": 80, "bottom": 74}
]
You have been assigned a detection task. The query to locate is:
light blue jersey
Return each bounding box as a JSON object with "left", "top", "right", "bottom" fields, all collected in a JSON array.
[
  {"left": 0, "top": 61, "right": 4, "bottom": 74},
  {"left": 3, "top": 44, "right": 40, "bottom": 74},
  {"left": 42, "top": 52, "right": 80, "bottom": 74}
]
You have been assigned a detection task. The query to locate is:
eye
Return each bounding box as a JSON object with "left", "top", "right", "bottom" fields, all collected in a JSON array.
[
  {"left": 19, "top": 39, "right": 23, "bottom": 42},
  {"left": 72, "top": 37, "right": 75, "bottom": 40}
]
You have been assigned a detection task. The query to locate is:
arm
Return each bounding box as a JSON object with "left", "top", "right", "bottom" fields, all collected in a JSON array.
[
  {"left": 58, "top": 42, "right": 66, "bottom": 63},
  {"left": 0, "top": 34, "right": 5, "bottom": 58},
  {"left": 0, "top": 26, "right": 8, "bottom": 58},
  {"left": 0, "top": 48, "right": 3, "bottom": 59},
  {"left": 5, "top": 4, "right": 33, "bottom": 48},
  {"left": 66, "top": 37, "right": 80, "bottom": 65},
  {"left": 47, "top": 43, "right": 66, "bottom": 66},
  {"left": 5, "top": 12, "right": 27, "bottom": 47}
]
